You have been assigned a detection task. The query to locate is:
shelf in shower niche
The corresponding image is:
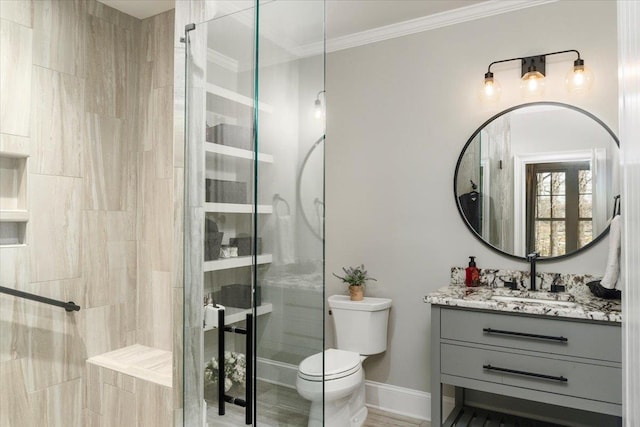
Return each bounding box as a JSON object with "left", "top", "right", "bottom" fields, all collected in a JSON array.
[
  {"left": 206, "top": 83, "right": 273, "bottom": 113},
  {"left": 205, "top": 202, "right": 273, "bottom": 214},
  {"left": 204, "top": 254, "right": 272, "bottom": 272},
  {"left": 205, "top": 142, "right": 273, "bottom": 163},
  {"left": 203, "top": 303, "right": 273, "bottom": 330},
  {"left": 0, "top": 210, "right": 28, "bottom": 222}
]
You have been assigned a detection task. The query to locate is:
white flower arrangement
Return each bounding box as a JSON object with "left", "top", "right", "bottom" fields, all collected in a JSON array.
[{"left": 204, "top": 351, "right": 246, "bottom": 392}]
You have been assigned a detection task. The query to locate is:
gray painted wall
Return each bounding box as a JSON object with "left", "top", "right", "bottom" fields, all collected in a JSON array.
[{"left": 325, "top": 0, "right": 618, "bottom": 392}]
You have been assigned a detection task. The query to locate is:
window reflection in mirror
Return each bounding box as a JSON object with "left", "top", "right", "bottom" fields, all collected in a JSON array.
[
  {"left": 455, "top": 103, "right": 619, "bottom": 260},
  {"left": 526, "top": 161, "right": 592, "bottom": 257}
]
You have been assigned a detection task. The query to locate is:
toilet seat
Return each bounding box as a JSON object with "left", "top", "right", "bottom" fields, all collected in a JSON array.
[{"left": 298, "top": 349, "right": 361, "bottom": 382}]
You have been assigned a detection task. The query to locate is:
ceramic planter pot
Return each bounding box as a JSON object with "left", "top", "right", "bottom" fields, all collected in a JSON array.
[{"left": 349, "top": 285, "right": 364, "bottom": 301}]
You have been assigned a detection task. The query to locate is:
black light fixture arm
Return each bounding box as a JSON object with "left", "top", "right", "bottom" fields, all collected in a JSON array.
[{"left": 486, "top": 49, "right": 582, "bottom": 76}]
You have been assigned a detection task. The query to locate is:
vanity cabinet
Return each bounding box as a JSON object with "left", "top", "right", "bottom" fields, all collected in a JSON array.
[{"left": 431, "top": 305, "right": 622, "bottom": 426}]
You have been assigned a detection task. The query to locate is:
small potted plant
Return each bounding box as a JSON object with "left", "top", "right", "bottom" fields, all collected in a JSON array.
[{"left": 333, "top": 264, "right": 377, "bottom": 301}]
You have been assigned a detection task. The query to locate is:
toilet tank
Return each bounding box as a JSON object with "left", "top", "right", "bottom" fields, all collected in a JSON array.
[{"left": 328, "top": 295, "right": 392, "bottom": 356}]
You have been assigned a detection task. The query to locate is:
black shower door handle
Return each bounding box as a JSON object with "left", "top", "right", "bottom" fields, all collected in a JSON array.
[
  {"left": 245, "top": 313, "right": 253, "bottom": 425},
  {"left": 218, "top": 308, "right": 226, "bottom": 416}
]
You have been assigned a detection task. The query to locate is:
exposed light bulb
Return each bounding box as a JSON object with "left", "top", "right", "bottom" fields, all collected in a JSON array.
[
  {"left": 566, "top": 59, "right": 594, "bottom": 94},
  {"left": 314, "top": 98, "right": 322, "bottom": 118},
  {"left": 479, "top": 72, "right": 501, "bottom": 103},
  {"left": 520, "top": 70, "right": 545, "bottom": 98}
]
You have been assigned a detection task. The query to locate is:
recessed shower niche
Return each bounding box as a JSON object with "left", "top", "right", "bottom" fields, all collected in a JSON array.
[{"left": 0, "top": 152, "right": 28, "bottom": 246}]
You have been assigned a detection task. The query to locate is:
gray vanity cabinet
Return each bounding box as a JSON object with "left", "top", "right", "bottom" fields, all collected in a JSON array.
[{"left": 431, "top": 305, "right": 622, "bottom": 426}]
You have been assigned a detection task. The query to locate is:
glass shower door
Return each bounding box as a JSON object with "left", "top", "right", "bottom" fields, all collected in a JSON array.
[
  {"left": 254, "top": 1, "right": 325, "bottom": 425},
  {"left": 183, "top": 2, "right": 325, "bottom": 425}
]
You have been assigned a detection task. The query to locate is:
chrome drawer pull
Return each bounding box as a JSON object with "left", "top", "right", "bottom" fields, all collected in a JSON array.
[
  {"left": 483, "top": 327, "right": 568, "bottom": 342},
  {"left": 483, "top": 364, "right": 568, "bottom": 382}
]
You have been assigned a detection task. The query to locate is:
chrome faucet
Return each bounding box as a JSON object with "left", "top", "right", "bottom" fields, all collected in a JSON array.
[{"left": 527, "top": 252, "right": 539, "bottom": 291}]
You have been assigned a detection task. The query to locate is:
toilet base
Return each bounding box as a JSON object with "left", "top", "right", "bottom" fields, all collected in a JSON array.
[{"left": 306, "top": 378, "right": 367, "bottom": 427}]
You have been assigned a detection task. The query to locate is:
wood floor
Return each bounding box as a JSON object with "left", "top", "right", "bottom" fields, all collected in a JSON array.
[{"left": 207, "top": 381, "right": 430, "bottom": 426}]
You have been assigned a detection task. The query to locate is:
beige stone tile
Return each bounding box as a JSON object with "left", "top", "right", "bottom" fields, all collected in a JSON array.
[
  {"left": 138, "top": 85, "right": 173, "bottom": 178},
  {"left": 172, "top": 168, "right": 184, "bottom": 289},
  {"left": 0, "top": 156, "right": 25, "bottom": 211},
  {"left": 114, "top": 24, "right": 137, "bottom": 121},
  {"left": 31, "top": 66, "right": 84, "bottom": 177},
  {"left": 153, "top": 87, "right": 175, "bottom": 179},
  {"left": 106, "top": 210, "right": 136, "bottom": 242},
  {"left": 83, "top": 210, "right": 109, "bottom": 308},
  {"left": 139, "top": 175, "right": 173, "bottom": 271},
  {"left": 137, "top": 62, "right": 154, "bottom": 153},
  {"left": 86, "top": 363, "right": 103, "bottom": 414},
  {"left": 85, "top": 16, "right": 115, "bottom": 116},
  {"left": 0, "top": 18, "right": 32, "bottom": 137},
  {"left": 83, "top": 113, "right": 127, "bottom": 210},
  {"left": 87, "top": 344, "right": 172, "bottom": 388},
  {"left": 124, "top": 154, "right": 138, "bottom": 211},
  {"left": 151, "top": 271, "right": 172, "bottom": 350},
  {"left": 29, "top": 387, "right": 48, "bottom": 426},
  {"left": 85, "top": 409, "right": 102, "bottom": 427},
  {"left": 32, "top": 0, "right": 86, "bottom": 77},
  {"left": 0, "top": 244, "right": 29, "bottom": 287},
  {"left": 18, "top": 280, "right": 85, "bottom": 393},
  {"left": 0, "top": 0, "right": 32, "bottom": 27},
  {"left": 85, "top": 16, "right": 136, "bottom": 119},
  {"left": 0, "top": 359, "right": 36, "bottom": 426},
  {"left": 152, "top": 10, "right": 175, "bottom": 89},
  {"left": 28, "top": 175, "right": 81, "bottom": 282},
  {"left": 109, "top": 267, "right": 136, "bottom": 332},
  {"left": 45, "top": 378, "right": 83, "bottom": 427},
  {"left": 102, "top": 382, "right": 137, "bottom": 427},
  {"left": 139, "top": 15, "right": 155, "bottom": 64},
  {"left": 173, "top": 85, "right": 185, "bottom": 167},
  {"left": 107, "top": 241, "right": 136, "bottom": 271},
  {"left": 136, "top": 262, "right": 172, "bottom": 350},
  {"left": 87, "top": 0, "right": 138, "bottom": 30},
  {"left": 136, "top": 379, "right": 173, "bottom": 427},
  {"left": 172, "top": 287, "right": 183, "bottom": 409},
  {"left": 0, "top": 133, "right": 30, "bottom": 157},
  {"left": 82, "top": 304, "right": 125, "bottom": 358}
]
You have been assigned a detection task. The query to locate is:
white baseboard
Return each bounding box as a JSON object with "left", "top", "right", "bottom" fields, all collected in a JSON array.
[
  {"left": 256, "top": 357, "right": 298, "bottom": 388},
  {"left": 365, "top": 380, "right": 455, "bottom": 421},
  {"left": 255, "top": 357, "right": 455, "bottom": 422}
]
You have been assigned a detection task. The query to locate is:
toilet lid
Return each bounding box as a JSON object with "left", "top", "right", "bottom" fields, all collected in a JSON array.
[{"left": 298, "top": 349, "right": 361, "bottom": 382}]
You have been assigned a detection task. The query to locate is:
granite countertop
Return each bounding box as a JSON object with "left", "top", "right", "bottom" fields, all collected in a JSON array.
[{"left": 424, "top": 283, "right": 622, "bottom": 323}]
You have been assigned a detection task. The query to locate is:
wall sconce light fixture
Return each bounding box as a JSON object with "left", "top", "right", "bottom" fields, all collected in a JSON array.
[
  {"left": 314, "top": 90, "right": 326, "bottom": 119},
  {"left": 481, "top": 49, "right": 593, "bottom": 102}
]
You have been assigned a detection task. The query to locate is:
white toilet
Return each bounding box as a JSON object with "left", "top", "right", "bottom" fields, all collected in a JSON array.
[{"left": 296, "top": 295, "right": 392, "bottom": 427}]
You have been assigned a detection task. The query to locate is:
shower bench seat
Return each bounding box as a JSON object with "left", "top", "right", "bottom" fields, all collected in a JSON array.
[{"left": 86, "top": 344, "right": 173, "bottom": 426}]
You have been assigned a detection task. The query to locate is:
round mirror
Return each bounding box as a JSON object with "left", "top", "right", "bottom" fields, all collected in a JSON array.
[
  {"left": 297, "top": 135, "right": 325, "bottom": 240},
  {"left": 454, "top": 102, "right": 619, "bottom": 260}
]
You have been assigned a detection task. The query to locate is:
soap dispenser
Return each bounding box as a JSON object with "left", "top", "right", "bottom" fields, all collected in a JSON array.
[{"left": 465, "top": 256, "right": 480, "bottom": 287}]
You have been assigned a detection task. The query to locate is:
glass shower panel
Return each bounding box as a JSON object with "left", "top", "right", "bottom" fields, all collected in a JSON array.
[
  {"left": 255, "top": 1, "right": 325, "bottom": 425},
  {"left": 184, "top": 2, "right": 325, "bottom": 425},
  {"left": 184, "top": 7, "right": 258, "bottom": 426}
]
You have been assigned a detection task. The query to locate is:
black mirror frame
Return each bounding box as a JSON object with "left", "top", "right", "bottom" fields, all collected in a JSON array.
[{"left": 454, "top": 101, "right": 620, "bottom": 262}]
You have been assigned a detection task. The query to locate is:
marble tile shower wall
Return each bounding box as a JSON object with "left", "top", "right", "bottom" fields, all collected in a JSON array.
[{"left": 0, "top": 1, "right": 176, "bottom": 426}]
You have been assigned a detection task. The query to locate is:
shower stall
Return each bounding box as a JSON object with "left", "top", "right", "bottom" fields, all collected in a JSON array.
[{"left": 182, "top": 2, "right": 326, "bottom": 425}]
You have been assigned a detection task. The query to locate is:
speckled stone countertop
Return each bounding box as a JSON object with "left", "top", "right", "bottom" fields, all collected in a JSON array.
[{"left": 423, "top": 267, "right": 622, "bottom": 323}]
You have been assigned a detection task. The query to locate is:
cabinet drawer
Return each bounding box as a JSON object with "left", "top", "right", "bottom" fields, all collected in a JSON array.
[
  {"left": 441, "top": 343, "right": 622, "bottom": 404},
  {"left": 441, "top": 308, "right": 621, "bottom": 362}
]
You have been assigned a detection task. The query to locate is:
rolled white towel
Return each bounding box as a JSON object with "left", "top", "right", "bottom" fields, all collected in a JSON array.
[
  {"left": 275, "top": 215, "right": 295, "bottom": 265},
  {"left": 600, "top": 215, "right": 621, "bottom": 289}
]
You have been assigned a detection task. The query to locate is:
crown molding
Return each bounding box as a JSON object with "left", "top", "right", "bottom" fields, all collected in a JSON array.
[
  {"left": 298, "top": 0, "right": 558, "bottom": 58},
  {"left": 207, "top": 48, "right": 239, "bottom": 72}
]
